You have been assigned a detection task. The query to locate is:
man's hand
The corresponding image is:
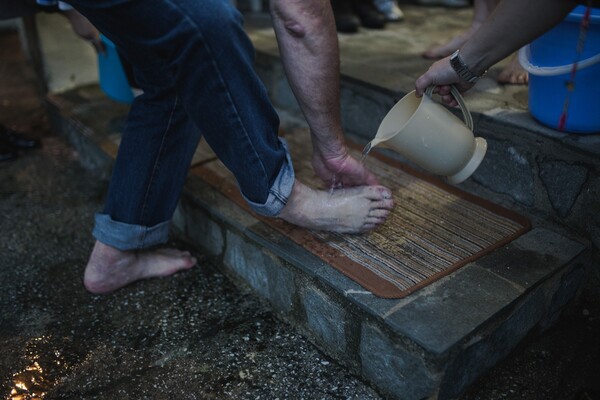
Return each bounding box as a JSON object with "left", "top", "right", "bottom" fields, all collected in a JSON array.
[
  {"left": 62, "top": 9, "right": 106, "bottom": 54},
  {"left": 415, "top": 56, "right": 474, "bottom": 107},
  {"left": 312, "top": 144, "right": 379, "bottom": 188}
]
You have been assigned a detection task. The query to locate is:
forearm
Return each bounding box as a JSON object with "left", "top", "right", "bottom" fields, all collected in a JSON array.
[
  {"left": 460, "top": 0, "right": 578, "bottom": 75},
  {"left": 270, "top": 0, "right": 345, "bottom": 156}
]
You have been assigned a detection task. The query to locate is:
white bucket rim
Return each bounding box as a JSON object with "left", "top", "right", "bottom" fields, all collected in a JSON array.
[
  {"left": 518, "top": 45, "right": 600, "bottom": 76},
  {"left": 566, "top": 5, "right": 600, "bottom": 23}
]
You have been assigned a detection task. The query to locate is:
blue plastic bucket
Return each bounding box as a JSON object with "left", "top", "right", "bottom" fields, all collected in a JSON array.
[
  {"left": 518, "top": 6, "right": 600, "bottom": 134},
  {"left": 97, "top": 34, "right": 134, "bottom": 104}
]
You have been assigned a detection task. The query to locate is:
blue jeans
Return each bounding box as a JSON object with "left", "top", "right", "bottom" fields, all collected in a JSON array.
[{"left": 69, "top": 0, "right": 295, "bottom": 250}]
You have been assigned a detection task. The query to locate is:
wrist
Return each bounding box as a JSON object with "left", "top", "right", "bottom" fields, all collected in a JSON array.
[
  {"left": 311, "top": 128, "right": 345, "bottom": 156},
  {"left": 449, "top": 49, "right": 487, "bottom": 83}
]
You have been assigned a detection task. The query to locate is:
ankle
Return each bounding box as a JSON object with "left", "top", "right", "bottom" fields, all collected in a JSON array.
[
  {"left": 279, "top": 181, "right": 306, "bottom": 220},
  {"left": 89, "top": 241, "right": 131, "bottom": 266}
]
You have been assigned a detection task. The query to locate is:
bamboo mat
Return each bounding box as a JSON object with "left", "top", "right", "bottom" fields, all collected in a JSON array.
[{"left": 188, "top": 127, "right": 530, "bottom": 298}]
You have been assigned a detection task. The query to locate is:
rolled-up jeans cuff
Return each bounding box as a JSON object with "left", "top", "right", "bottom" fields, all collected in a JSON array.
[
  {"left": 243, "top": 137, "right": 295, "bottom": 217},
  {"left": 92, "top": 213, "right": 170, "bottom": 250}
]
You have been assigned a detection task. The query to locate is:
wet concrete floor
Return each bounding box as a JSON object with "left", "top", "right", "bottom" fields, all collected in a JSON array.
[{"left": 1, "top": 24, "right": 600, "bottom": 400}]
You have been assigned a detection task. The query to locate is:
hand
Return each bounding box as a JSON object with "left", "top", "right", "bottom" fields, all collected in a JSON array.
[
  {"left": 62, "top": 9, "right": 106, "bottom": 55},
  {"left": 415, "top": 56, "right": 474, "bottom": 107},
  {"left": 312, "top": 144, "right": 379, "bottom": 189}
]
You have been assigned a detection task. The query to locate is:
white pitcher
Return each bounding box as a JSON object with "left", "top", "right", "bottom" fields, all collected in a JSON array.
[{"left": 368, "top": 86, "right": 487, "bottom": 184}]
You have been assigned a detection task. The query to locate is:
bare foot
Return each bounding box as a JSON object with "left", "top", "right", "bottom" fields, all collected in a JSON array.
[
  {"left": 84, "top": 241, "right": 197, "bottom": 294},
  {"left": 497, "top": 54, "right": 528, "bottom": 85},
  {"left": 422, "top": 24, "right": 481, "bottom": 59},
  {"left": 279, "top": 180, "right": 394, "bottom": 233}
]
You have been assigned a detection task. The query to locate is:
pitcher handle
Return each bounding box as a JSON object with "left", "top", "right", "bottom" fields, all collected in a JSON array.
[{"left": 424, "top": 85, "right": 474, "bottom": 132}]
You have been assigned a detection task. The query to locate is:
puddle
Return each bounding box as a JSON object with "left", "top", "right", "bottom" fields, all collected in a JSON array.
[{"left": 9, "top": 335, "right": 80, "bottom": 400}]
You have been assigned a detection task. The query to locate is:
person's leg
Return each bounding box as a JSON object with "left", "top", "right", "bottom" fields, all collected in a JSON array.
[
  {"left": 422, "top": 0, "right": 497, "bottom": 59},
  {"left": 373, "top": 0, "right": 404, "bottom": 22},
  {"left": 74, "top": 0, "right": 392, "bottom": 292},
  {"left": 85, "top": 90, "right": 200, "bottom": 294},
  {"left": 67, "top": 0, "right": 228, "bottom": 293},
  {"left": 331, "top": 0, "right": 361, "bottom": 33},
  {"left": 353, "top": 0, "right": 387, "bottom": 30},
  {"left": 496, "top": 54, "right": 529, "bottom": 84}
]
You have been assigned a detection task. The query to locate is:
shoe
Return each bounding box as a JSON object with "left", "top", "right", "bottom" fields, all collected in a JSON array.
[
  {"left": 353, "top": 0, "right": 386, "bottom": 29},
  {"left": 0, "top": 124, "right": 40, "bottom": 149},
  {"left": 373, "top": 0, "right": 404, "bottom": 22},
  {"left": 0, "top": 142, "right": 17, "bottom": 162},
  {"left": 331, "top": 0, "right": 361, "bottom": 33},
  {"left": 416, "top": 0, "right": 470, "bottom": 8}
]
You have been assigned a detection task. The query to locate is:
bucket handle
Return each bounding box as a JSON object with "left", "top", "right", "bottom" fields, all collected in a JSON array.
[
  {"left": 425, "top": 85, "right": 474, "bottom": 132},
  {"left": 518, "top": 45, "right": 600, "bottom": 76}
]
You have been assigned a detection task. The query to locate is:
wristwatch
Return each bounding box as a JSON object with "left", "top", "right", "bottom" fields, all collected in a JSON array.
[{"left": 449, "top": 49, "right": 485, "bottom": 83}]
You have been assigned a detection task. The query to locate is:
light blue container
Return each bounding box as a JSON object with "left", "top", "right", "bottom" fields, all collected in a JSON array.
[
  {"left": 97, "top": 34, "right": 134, "bottom": 104},
  {"left": 519, "top": 6, "right": 600, "bottom": 134}
]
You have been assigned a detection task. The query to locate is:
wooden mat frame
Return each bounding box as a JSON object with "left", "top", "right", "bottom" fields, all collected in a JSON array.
[{"left": 189, "top": 135, "right": 531, "bottom": 299}]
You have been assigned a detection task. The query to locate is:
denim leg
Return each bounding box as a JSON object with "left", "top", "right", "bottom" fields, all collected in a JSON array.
[
  {"left": 93, "top": 91, "right": 201, "bottom": 250},
  {"left": 72, "top": 0, "right": 295, "bottom": 250},
  {"left": 157, "top": 0, "right": 292, "bottom": 206}
]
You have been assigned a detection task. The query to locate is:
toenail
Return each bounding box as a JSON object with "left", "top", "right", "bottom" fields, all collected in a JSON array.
[{"left": 382, "top": 190, "right": 392, "bottom": 199}]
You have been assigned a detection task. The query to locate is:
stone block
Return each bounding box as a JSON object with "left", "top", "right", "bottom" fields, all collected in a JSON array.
[
  {"left": 172, "top": 202, "right": 186, "bottom": 234},
  {"left": 224, "top": 231, "right": 295, "bottom": 313},
  {"left": 384, "top": 265, "right": 522, "bottom": 355},
  {"left": 248, "top": 222, "right": 390, "bottom": 312},
  {"left": 257, "top": 58, "right": 299, "bottom": 113},
  {"left": 539, "top": 160, "right": 589, "bottom": 217},
  {"left": 541, "top": 262, "right": 587, "bottom": 330},
  {"left": 439, "top": 287, "right": 547, "bottom": 399},
  {"left": 472, "top": 138, "right": 534, "bottom": 206},
  {"left": 588, "top": 213, "right": 600, "bottom": 250},
  {"left": 360, "top": 323, "right": 437, "bottom": 400},
  {"left": 272, "top": 75, "right": 300, "bottom": 113},
  {"left": 60, "top": 117, "right": 113, "bottom": 178},
  {"left": 246, "top": 222, "right": 331, "bottom": 278},
  {"left": 301, "top": 286, "right": 348, "bottom": 355},
  {"left": 183, "top": 175, "right": 260, "bottom": 232},
  {"left": 184, "top": 201, "right": 225, "bottom": 258},
  {"left": 512, "top": 228, "right": 586, "bottom": 264},
  {"left": 475, "top": 228, "right": 586, "bottom": 290},
  {"left": 340, "top": 87, "right": 390, "bottom": 140},
  {"left": 247, "top": 223, "right": 406, "bottom": 326}
]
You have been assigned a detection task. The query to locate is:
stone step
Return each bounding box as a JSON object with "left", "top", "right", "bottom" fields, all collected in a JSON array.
[
  {"left": 46, "top": 86, "right": 590, "bottom": 400},
  {"left": 245, "top": 8, "right": 600, "bottom": 259}
]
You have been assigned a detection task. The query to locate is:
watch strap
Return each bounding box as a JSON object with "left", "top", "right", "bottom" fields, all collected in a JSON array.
[{"left": 450, "top": 50, "right": 484, "bottom": 84}]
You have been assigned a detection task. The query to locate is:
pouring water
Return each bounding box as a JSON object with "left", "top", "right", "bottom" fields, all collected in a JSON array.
[{"left": 366, "top": 86, "right": 487, "bottom": 184}]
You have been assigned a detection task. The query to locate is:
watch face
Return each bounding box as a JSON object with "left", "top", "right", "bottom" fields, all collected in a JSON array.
[{"left": 450, "top": 51, "right": 478, "bottom": 83}]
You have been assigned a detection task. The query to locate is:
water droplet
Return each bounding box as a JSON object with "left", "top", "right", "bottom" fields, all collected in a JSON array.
[{"left": 329, "top": 174, "right": 337, "bottom": 196}]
